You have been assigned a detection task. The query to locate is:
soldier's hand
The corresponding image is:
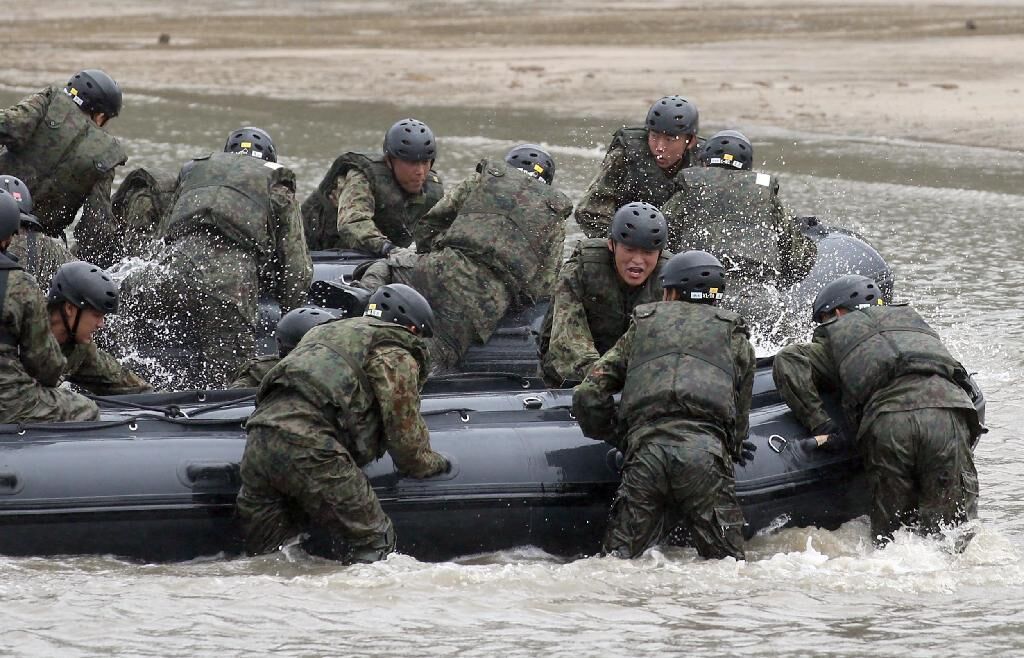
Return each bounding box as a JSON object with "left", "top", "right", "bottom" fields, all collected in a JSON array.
[
  {"left": 733, "top": 440, "right": 757, "bottom": 467},
  {"left": 810, "top": 420, "right": 847, "bottom": 452}
]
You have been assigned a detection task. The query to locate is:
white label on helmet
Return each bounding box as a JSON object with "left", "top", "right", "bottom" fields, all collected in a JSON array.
[
  {"left": 264, "top": 162, "right": 284, "bottom": 170},
  {"left": 755, "top": 173, "right": 771, "bottom": 187}
]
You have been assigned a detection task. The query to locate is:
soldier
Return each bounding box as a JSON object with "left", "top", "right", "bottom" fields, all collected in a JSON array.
[
  {"left": 661, "top": 130, "right": 816, "bottom": 330},
  {"left": 573, "top": 250, "right": 756, "bottom": 559},
  {"left": 229, "top": 306, "right": 340, "bottom": 388},
  {"left": 119, "top": 126, "right": 312, "bottom": 390},
  {"left": 355, "top": 144, "right": 573, "bottom": 372},
  {"left": 236, "top": 284, "right": 449, "bottom": 563},
  {"left": 0, "top": 175, "right": 74, "bottom": 291},
  {"left": 110, "top": 166, "right": 180, "bottom": 261},
  {"left": 302, "top": 118, "right": 444, "bottom": 254},
  {"left": 0, "top": 227, "right": 150, "bottom": 425},
  {"left": 0, "top": 69, "right": 127, "bottom": 267},
  {"left": 537, "top": 202, "right": 669, "bottom": 386},
  {"left": 772, "top": 275, "right": 982, "bottom": 545},
  {"left": 575, "top": 95, "right": 699, "bottom": 239}
]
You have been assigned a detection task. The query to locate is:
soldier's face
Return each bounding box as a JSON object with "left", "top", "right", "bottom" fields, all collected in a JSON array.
[
  {"left": 609, "top": 241, "right": 661, "bottom": 287},
  {"left": 388, "top": 157, "right": 432, "bottom": 194},
  {"left": 647, "top": 131, "right": 692, "bottom": 171},
  {"left": 73, "top": 308, "right": 107, "bottom": 344}
]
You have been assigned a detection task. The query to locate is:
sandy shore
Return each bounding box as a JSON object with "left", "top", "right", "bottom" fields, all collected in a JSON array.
[{"left": 3, "top": 0, "right": 1024, "bottom": 149}]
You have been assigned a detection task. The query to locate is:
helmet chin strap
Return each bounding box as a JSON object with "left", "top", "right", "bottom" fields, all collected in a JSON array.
[{"left": 59, "top": 304, "right": 82, "bottom": 346}]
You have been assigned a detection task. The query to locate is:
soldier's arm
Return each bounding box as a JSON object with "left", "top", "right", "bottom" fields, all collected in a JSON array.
[
  {"left": 731, "top": 321, "right": 757, "bottom": 452},
  {"left": 772, "top": 337, "right": 839, "bottom": 433},
  {"left": 413, "top": 173, "right": 477, "bottom": 253},
  {"left": 574, "top": 146, "right": 625, "bottom": 239},
  {"left": 64, "top": 344, "right": 152, "bottom": 394},
  {"left": 366, "top": 345, "right": 448, "bottom": 478},
  {"left": 543, "top": 257, "right": 601, "bottom": 384},
  {"left": 571, "top": 323, "right": 633, "bottom": 449},
  {"left": 0, "top": 89, "right": 49, "bottom": 149},
  {"left": 772, "top": 183, "right": 816, "bottom": 285},
  {"left": 14, "top": 278, "right": 67, "bottom": 386},
  {"left": 73, "top": 171, "right": 121, "bottom": 268},
  {"left": 335, "top": 170, "right": 388, "bottom": 254},
  {"left": 269, "top": 182, "right": 313, "bottom": 313}
]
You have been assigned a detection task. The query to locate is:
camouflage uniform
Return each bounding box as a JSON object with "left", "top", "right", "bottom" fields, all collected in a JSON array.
[
  {"left": 575, "top": 127, "right": 692, "bottom": 239},
  {"left": 537, "top": 238, "right": 668, "bottom": 386},
  {"left": 573, "top": 301, "right": 755, "bottom": 559},
  {"left": 0, "top": 85, "right": 127, "bottom": 267},
  {"left": 772, "top": 304, "right": 981, "bottom": 542},
  {"left": 236, "top": 315, "right": 448, "bottom": 562},
  {"left": 110, "top": 166, "right": 180, "bottom": 261},
  {"left": 0, "top": 253, "right": 148, "bottom": 424},
  {"left": 300, "top": 153, "right": 443, "bottom": 252},
  {"left": 119, "top": 153, "right": 312, "bottom": 390},
  {"left": 7, "top": 229, "right": 75, "bottom": 291},
  {"left": 228, "top": 354, "right": 280, "bottom": 389}
]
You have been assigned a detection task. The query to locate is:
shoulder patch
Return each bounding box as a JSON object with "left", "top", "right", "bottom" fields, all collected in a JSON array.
[{"left": 755, "top": 172, "right": 772, "bottom": 187}]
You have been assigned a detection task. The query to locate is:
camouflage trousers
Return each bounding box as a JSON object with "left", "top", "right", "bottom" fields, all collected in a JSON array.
[
  {"left": 862, "top": 407, "right": 979, "bottom": 544},
  {"left": 0, "top": 379, "right": 98, "bottom": 424},
  {"left": 604, "top": 436, "right": 746, "bottom": 560},
  {"left": 236, "top": 425, "right": 395, "bottom": 563}
]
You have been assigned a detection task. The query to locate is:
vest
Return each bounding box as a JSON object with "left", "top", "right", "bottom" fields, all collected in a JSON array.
[
  {"left": 301, "top": 152, "right": 443, "bottom": 250},
  {"left": 0, "top": 252, "right": 24, "bottom": 346},
  {"left": 668, "top": 167, "right": 782, "bottom": 277},
  {"left": 818, "top": 304, "right": 971, "bottom": 424},
  {"left": 611, "top": 127, "right": 690, "bottom": 209},
  {"left": 436, "top": 159, "right": 573, "bottom": 300},
  {"left": 159, "top": 152, "right": 293, "bottom": 260},
  {"left": 0, "top": 86, "right": 127, "bottom": 237},
  {"left": 112, "top": 166, "right": 180, "bottom": 227},
  {"left": 620, "top": 301, "right": 740, "bottom": 440}
]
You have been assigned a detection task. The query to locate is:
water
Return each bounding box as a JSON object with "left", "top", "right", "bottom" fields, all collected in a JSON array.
[{"left": 2, "top": 87, "right": 1024, "bottom": 656}]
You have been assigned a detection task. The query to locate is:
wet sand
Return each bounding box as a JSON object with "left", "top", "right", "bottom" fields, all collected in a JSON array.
[{"left": 3, "top": 0, "right": 1024, "bottom": 148}]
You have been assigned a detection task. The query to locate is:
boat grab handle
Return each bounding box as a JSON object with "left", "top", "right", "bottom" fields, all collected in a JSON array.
[
  {"left": 0, "top": 472, "right": 21, "bottom": 494},
  {"left": 768, "top": 435, "right": 788, "bottom": 453},
  {"left": 521, "top": 396, "right": 543, "bottom": 410}
]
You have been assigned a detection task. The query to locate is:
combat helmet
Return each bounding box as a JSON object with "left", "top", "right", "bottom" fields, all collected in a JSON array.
[
  {"left": 699, "top": 130, "right": 753, "bottom": 170},
  {"left": 275, "top": 306, "right": 339, "bottom": 357},
  {"left": 505, "top": 143, "right": 555, "bottom": 184},
  {"left": 48, "top": 261, "right": 120, "bottom": 313},
  {"left": 0, "top": 175, "right": 43, "bottom": 230},
  {"left": 225, "top": 127, "right": 278, "bottom": 163},
  {"left": 383, "top": 119, "right": 436, "bottom": 161},
  {"left": 0, "top": 190, "right": 20, "bottom": 242},
  {"left": 365, "top": 284, "right": 435, "bottom": 337},
  {"left": 609, "top": 202, "right": 667, "bottom": 251},
  {"left": 65, "top": 69, "right": 123, "bottom": 118},
  {"left": 660, "top": 250, "right": 726, "bottom": 304},
  {"left": 811, "top": 274, "right": 884, "bottom": 323},
  {"left": 646, "top": 95, "right": 699, "bottom": 137}
]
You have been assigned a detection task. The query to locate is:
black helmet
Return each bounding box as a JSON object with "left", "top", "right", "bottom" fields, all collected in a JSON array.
[
  {"left": 645, "top": 95, "right": 699, "bottom": 137},
  {"left": 504, "top": 143, "right": 555, "bottom": 184},
  {"left": 65, "top": 69, "right": 123, "bottom": 118},
  {"left": 699, "top": 130, "right": 753, "bottom": 170},
  {"left": 609, "top": 202, "right": 667, "bottom": 251},
  {"left": 365, "top": 283, "right": 435, "bottom": 337},
  {"left": 660, "top": 250, "right": 726, "bottom": 304},
  {"left": 47, "top": 261, "right": 119, "bottom": 313},
  {"left": 811, "top": 274, "right": 884, "bottom": 323},
  {"left": 0, "top": 174, "right": 43, "bottom": 230},
  {"left": 0, "top": 190, "right": 20, "bottom": 241},
  {"left": 225, "top": 126, "right": 277, "bottom": 163},
  {"left": 275, "top": 306, "right": 339, "bottom": 357},
  {"left": 383, "top": 119, "right": 436, "bottom": 162}
]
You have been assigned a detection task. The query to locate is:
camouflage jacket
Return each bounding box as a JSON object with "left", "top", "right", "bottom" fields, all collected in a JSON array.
[
  {"left": 229, "top": 354, "right": 280, "bottom": 388},
  {"left": 661, "top": 166, "right": 815, "bottom": 286},
  {"left": 158, "top": 153, "right": 312, "bottom": 312},
  {"left": 110, "top": 166, "right": 180, "bottom": 262},
  {"left": 0, "top": 85, "right": 126, "bottom": 264},
  {"left": 301, "top": 152, "right": 443, "bottom": 252},
  {"left": 246, "top": 316, "right": 446, "bottom": 477},
  {"left": 574, "top": 127, "right": 691, "bottom": 239},
  {"left": 7, "top": 229, "right": 75, "bottom": 291},
  {"left": 538, "top": 238, "right": 668, "bottom": 385},
  {"left": 62, "top": 342, "right": 152, "bottom": 395},
  {"left": 773, "top": 304, "right": 979, "bottom": 439}
]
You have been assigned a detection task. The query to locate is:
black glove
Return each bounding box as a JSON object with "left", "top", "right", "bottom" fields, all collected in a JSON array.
[
  {"left": 806, "top": 420, "right": 848, "bottom": 453},
  {"left": 379, "top": 240, "right": 394, "bottom": 257},
  {"left": 733, "top": 440, "right": 757, "bottom": 467}
]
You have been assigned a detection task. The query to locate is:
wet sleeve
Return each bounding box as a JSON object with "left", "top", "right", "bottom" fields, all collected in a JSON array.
[
  {"left": 65, "top": 344, "right": 152, "bottom": 394},
  {"left": 731, "top": 321, "right": 757, "bottom": 451},
  {"left": 14, "top": 278, "right": 67, "bottom": 386},
  {"left": 335, "top": 170, "right": 387, "bottom": 254},
  {"left": 365, "top": 346, "right": 447, "bottom": 478},
  {"left": 572, "top": 323, "right": 633, "bottom": 449},
  {"left": 772, "top": 337, "right": 839, "bottom": 433},
  {"left": 772, "top": 182, "right": 816, "bottom": 286},
  {"left": 269, "top": 183, "right": 313, "bottom": 312},
  {"left": 73, "top": 171, "right": 122, "bottom": 268},
  {"left": 574, "top": 145, "right": 625, "bottom": 239},
  {"left": 542, "top": 257, "right": 601, "bottom": 384},
  {"left": 0, "top": 89, "right": 49, "bottom": 149},
  {"left": 413, "top": 173, "right": 477, "bottom": 253}
]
